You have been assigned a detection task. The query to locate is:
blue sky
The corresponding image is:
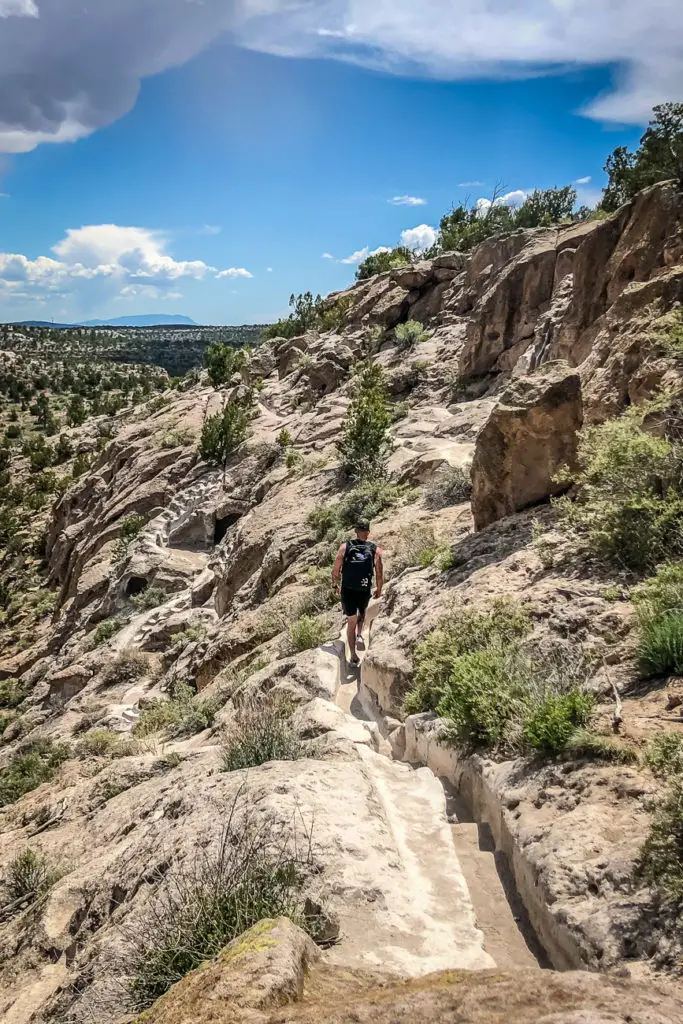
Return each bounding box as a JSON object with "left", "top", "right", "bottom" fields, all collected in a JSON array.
[{"left": 0, "top": 1, "right": 679, "bottom": 326}]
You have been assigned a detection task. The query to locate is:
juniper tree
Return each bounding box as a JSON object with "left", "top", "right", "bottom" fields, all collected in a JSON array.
[{"left": 336, "top": 361, "right": 393, "bottom": 482}]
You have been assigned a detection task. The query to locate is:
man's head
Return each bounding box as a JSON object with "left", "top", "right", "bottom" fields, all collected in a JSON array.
[{"left": 355, "top": 519, "right": 370, "bottom": 541}]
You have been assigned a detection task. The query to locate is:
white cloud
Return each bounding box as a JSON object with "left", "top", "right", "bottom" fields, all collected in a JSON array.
[
  {"left": 340, "top": 245, "right": 392, "bottom": 265},
  {"left": 0, "top": 223, "right": 251, "bottom": 307},
  {"left": 216, "top": 267, "right": 253, "bottom": 279},
  {"left": 200, "top": 224, "right": 222, "bottom": 235},
  {"left": 458, "top": 180, "right": 485, "bottom": 187},
  {"left": 475, "top": 189, "right": 528, "bottom": 216},
  {"left": 389, "top": 195, "right": 427, "bottom": 206},
  {"left": 322, "top": 252, "right": 335, "bottom": 260},
  {"left": 0, "top": 2, "right": 681, "bottom": 154},
  {"left": 400, "top": 224, "right": 437, "bottom": 252},
  {"left": 266, "top": 267, "right": 273, "bottom": 272},
  {"left": 0, "top": 0, "right": 38, "bottom": 16},
  {"left": 574, "top": 176, "right": 592, "bottom": 185}
]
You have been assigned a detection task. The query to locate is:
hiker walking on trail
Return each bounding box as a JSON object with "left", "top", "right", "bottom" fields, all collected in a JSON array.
[{"left": 332, "top": 519, "right": 383, "bottom": 666}]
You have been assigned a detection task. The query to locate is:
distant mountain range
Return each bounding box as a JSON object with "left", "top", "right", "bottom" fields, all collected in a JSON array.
[{"left": 11, "top": 314, "right": 198, "bottom": 329}]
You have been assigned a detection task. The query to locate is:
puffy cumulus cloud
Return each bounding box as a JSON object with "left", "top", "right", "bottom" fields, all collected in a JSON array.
[
  {"left": 389, "top": 195, "right": 427, "bottom": 206},
  {"left": 340, "top": 245, "right": 391, "bottom": 265},
  {"left": 216, "top": 267, "right": 253, "bottom": 278},
  {"left": 1, "top": 1, "right": 682, "bottom": 153},
  {"left": 475, "top": 189, "right": 527, "bottom": 216},
  {"left": 400, "top": 224, "right": 437, "bottom": 252},
  {"left": 0, "top": 224, "right": 252, "bottom": 304}
]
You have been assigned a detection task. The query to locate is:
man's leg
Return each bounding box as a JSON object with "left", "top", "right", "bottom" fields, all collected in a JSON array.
[{"left": 347, "top": 614, "right": 358, "bottom": 662}]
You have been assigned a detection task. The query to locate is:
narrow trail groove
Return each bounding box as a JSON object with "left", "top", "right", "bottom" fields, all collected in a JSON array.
[{"left": 329, "top": 606, "right": 543, "bottom": 973}]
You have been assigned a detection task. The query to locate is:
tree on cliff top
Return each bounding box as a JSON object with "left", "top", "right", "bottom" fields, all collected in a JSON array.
[
  {"left": 356, "top": 246, "right": 414, "bottom": 282},
  {"left": 602, "top": 103, "right": 683, "bottom": 212}
]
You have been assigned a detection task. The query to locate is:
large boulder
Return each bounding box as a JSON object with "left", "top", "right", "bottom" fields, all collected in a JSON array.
[
  {"left": 471, "top": 361, "right": 582, "bottom": 530},
  {"left": 136, "top": 918, "right": 682, "bottom": 1024}
]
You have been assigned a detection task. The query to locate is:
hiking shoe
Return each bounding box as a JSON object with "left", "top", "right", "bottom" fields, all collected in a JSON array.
[{"left": 350, "top": 653, "right": 360, "bottom": 666}]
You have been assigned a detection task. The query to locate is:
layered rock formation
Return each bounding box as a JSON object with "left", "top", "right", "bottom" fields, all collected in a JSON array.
[{"left": 2, "top": 183, "right": 683, "bottom": 1024}]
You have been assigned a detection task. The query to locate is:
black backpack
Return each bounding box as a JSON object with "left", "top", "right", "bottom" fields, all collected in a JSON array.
[{"left": 342, "top": 539, "right": 376, "bottom": 592}]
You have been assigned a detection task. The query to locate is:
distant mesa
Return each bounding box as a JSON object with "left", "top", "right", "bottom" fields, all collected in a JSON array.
[
  {"left": 80, "top": 314, "right": 198, "bottom": 327},
  {"left": 11, "top": 314, "right": 198, "bottom": 329}
]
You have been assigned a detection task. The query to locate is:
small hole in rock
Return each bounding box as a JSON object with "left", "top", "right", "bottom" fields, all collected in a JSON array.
[
  {"left": 214, "top": 513, "right": 240, "bottom": 546},
  {"left": 126, "top": 576, "right": 148, "bottom": 597}
]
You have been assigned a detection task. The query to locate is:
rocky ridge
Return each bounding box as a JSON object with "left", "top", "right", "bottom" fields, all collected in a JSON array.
[{"left": 1, "top": 182, "right": 683, "bottom": 1022}]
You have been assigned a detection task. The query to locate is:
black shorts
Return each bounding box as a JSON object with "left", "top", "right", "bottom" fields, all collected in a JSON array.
[{"left": 341, "top": 588, "right": 371, "bottom": 618}]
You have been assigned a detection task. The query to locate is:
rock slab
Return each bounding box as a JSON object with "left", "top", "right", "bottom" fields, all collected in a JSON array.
[{"left": 471, "top": 360, "right": 582, "bottom": 530}]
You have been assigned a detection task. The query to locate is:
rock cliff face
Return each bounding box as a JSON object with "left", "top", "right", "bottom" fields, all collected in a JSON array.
[{"left": 2, "top": 183, "right": 683, "bottom": 1024}]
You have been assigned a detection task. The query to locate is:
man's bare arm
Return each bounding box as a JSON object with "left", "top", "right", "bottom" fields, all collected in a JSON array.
[
  {"left": 331, "top": 544, "right": 346, "bottom": 591},
  {"left": 374, "top": 549, "right": 384, "bottom": 599}
]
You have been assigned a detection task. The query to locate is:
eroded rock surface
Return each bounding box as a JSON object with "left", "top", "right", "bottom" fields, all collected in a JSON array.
[
  {"left": 470, "top": 361, "right": 583, "bottom": 529},
  {"left": 2, "top": 183, "right": 683, "bottom": 1024}
]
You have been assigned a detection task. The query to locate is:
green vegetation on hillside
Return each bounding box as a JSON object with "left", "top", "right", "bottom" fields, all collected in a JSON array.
[
  {"left": 336, "top": 361, "right": 393, "bottom": 481},
  {"left": 555, "top": 404, "right": 683, "bottom": 573},
  {"left": 603, "top": 103, "right": 683, "bottom": 211},
  {"left": 404, "top": 600, "right": 599, "bottom": 757}
]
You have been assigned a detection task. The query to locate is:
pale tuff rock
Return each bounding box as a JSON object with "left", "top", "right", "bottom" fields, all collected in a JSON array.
[
  {"left": 470, "top": 361, "right": 583, "bottom": 529},
  {"left": 3, "top": 183, "right": 683, "bottom": 1023},
  {"left": 136, "top": 918, "right": 681, "bottom": 1024}
]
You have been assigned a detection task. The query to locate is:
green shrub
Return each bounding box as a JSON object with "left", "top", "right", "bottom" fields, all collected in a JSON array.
[
  {"left": 103, "top": 649, "right": 152, "bottom": 687},
  {"left": 119, "top": 514, "right": 145, "bottom": 543},
  {"left": 76, "top": 729, "right": 138, "bottom": 759},
  {"left": 633, "top": 562, "right": 683, "bottom": 617},
  {"left": 638, "top": 613, "right": 683, "bottom": 677},
  {"left": 276, "top": 428, "right": 293, "bottom": 448},
  {"left": 652, "top": 310, "right": 683, "bottom": 359},
  {"left": 336, "top": 361, "right": 393, "bottom": 482},
  {"left": 90, "top": 617, "right": 126, "bottom": 648},
  {"left": 645, "top": 732, "right": 683, "bottom": 777},
  {"left": 130, "top": 585, "right": 167, "bottom": 611},
  {"left": 285, "top": 447, "right": 303, "bottom": 470},
  {"left": 262, "top": 292, "right": 326, "bottom": 340},
  {"left": 134, "top": 681, "right": 220, "bottom": 739},
  {"left": 437, "top": 649, "right": 528, "bottom": 749},
  {"left": 0, "top": 739, "right": 71, "bottom": 807},
  {"left": 169, "top": 624, "right": 206, "bottom": 652},
  {"left": 199, "top": 398, "right": 251, "bottom": 477},
  {"left": 555, "top": 409, "right": 683, "bottom": 572},
  {"left": 393, "top": 528, "right": 448, "bottom": 573},
  {"left": 405, "top": 601, "right": 596, "bottom": 756},
  {"left": 126, "top": 795, "right": 315, "bottom": 1008},
  {"left": 308, "top": 481, "right": 414, "bottom": 543},
  {"left": 204, "top": 341, "right": 236, "bottom": 387},
  {"left": 0, "top": 710, "right": 15, "bottom": 740},
  {"left": 356, "top": 246, "right": 413, "bottom": 281},
  {"left": 115, "top": 514, "right": 146, "bottom": 560},
  {"left": 395, "top": 320, "right": 428, "bottom": 350},
  {"left": 405, "top": 599, "right": 532, "bottom": 716},
  {"left": 289, "top": 614, "right": 328, "bottom": 653},
  {"left": 564, "top": 728, "right": 638, "bottom": 764},
  {"left": 426, "top": 466, "right": 472, "bottom": 509},
  {"left": 0, "top": 677, "right": 28, "bottom": 709},
  {"left": 522, "top": 690, "right": 595, "bottom": 755},
  {"left": 638, "top": 776, "right": 683, "bottom": 902},
  {"left": 157, "top": 428, "right": 196, "bottom": 450},
  {"left": 222, "top": 696, "right": 306, "bottom": 772},
  {"left": 3, "top": 848, "right": 59, "bottom": 903}
]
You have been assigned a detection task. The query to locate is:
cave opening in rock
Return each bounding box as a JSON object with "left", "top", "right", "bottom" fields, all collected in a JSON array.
[
  {"left": 125, "top": 575, "right": 148, "bottom": 597},
  {"left": 214, "top": 513, "right": 241, "bottom": 546}
]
